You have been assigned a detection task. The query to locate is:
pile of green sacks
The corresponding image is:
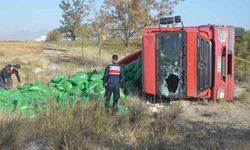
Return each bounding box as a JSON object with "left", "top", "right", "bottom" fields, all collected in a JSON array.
[
  {"left": 123, "top": 57, "right": 141, "bottom": 94},
  {"left": 0, "top": 57, "right": 141, "bottom": 116}
]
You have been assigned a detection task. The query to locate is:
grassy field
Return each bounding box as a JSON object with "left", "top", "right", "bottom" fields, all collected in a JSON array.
[
  {"left": 0, "top": 41, "right": 111, "bottom": 85},
  {"left": 54, "top": 38, "right": 142, "bottom": 54},
  {"left": 0, "top": 97, "right": 250, "bottom": 149},
  {"left": 0, "top": 41, "right": 250, "bottom": 149},
  {"left": 0, "top": 41, "right": 45, "bottom": 56}
]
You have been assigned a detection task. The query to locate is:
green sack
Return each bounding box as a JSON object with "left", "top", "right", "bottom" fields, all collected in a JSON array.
[
  {"left": 25, "top": 91, "right": 47, "bottom": 101},
  {"left": 120, "top": 90, "right": 126, "bottom": 99},
  {"left": 17, "top": 96, "right": 30, "bottom": 110},
  {"left": 56, "top": 80, "right": 73, "bottom": 92},
  {"left": 64, "top": 81, "right": 73, "bottom": 92},
  {"left": 88, "top": 80, "right": 103, "bottom": 91},
  {"left": 0, "top": 99, "right": 13, "bottom": 109},
  {"left": 79, "top": 82, "right": 86, "bottom": 91},
  {"left": 87, "top": 70, "right": 98, "bottom": 80},
  {"left": 99, "top": 90, "right": 105, "bottom": 95},
  {"left": 69, "top": 86, "right": 81, "bottom": 96},
  {"left": 90, "top": 74, "right": 103, "bottom": 81},
  {"left": 99, "top": 69, "right": 105, "bottom": 76},
  {"left": 18, "top": 83, "right": 32, "bottom": 91},
  {"left": 90, "top": 69, "right": 105, "bottom": 81},
  {"left": 0, "top": 89, "right": 10, "bottom": 99},
  {"left": 82, "top": 92, "right": 89, "bottom": 98},
  {"left": 52, "top": 76, "right": 69, "bottom": 91},
  {"left": 8, "top": 91, "right": 23, "bottom": 101},
  {"left": 28, "top": 86, "right": 45, "bottom": 92},
  {"left": 118, "top": 105, "right": 130, "bottom": 113},
  {"left": 58, "top": 92, "right": 68, "bottom": 103},
  {"left": 70, "top": 79, "right": 88, "bottom": 87},
  {"left": 94, "top": 85, "right": 104, "bottom": 93},
  {"left": 56, "top": 84, "right": 65, "bottom": 91},
  {"left": 70, "top": 71, "right": 88, "bottom": 80},
  {"left": 86, "top": 88, "right": 95, "bottom": 94},
  {"left": 69, "top": 71, "right": 88, "bottom": 86},
  {"left": 32, "top": 100, "right": 47, "bottom": 112},
  {"left": 0, "top": 69, "right": 132, "bottom": 115},
  {"left": 51, "top": 75, "right": 68, "bottom": 83}
]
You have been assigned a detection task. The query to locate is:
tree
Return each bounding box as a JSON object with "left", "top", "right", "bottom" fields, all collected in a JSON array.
[
  {"left": 87, "top": 0, "right": 109, "bottom": 66},
  {"left": 46, "top": 29, "right": 62, "bottom": 42},
  {"left": 236, "top": 30, "right": 250, "bottom": 60},
  {"left": 59, "top": 0, "right": 89, "bottom": 40},
  {"left": 92, "top": 10, "right": 109, "bottom": 66},
  {"left": 78, "top": 23, "right": 93, "bottom": 56},
  {"left": 235, "top": 30, "right": 250, "bottom": 82},
  {"left": 102, "top": 0, "right": 183, "bottom": 56},
  {"left": 156, "top": 0, "right": 184, "bottom": 19}
]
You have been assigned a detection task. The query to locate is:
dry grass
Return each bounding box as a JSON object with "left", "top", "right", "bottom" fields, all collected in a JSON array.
[
  {"left": 0, "top": 99, "right": 188, "bottom": 149},
  {"left": 0, "top": 41, "right": 45, "bottom": 56},
  {"left": 0, "top": 41, "right": 109, "bottom": 87},
  {"left": 0, "top": 98, "right": 249, "bottom": 149},
  {"left": 56, "top": 38, "right": 141, "bottom": 55},
  {"left": 0, "top": 41, "right": 44, "bottom": 86}
]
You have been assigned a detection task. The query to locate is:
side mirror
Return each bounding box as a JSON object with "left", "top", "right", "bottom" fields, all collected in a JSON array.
[{"left": 174, "top": 16, "right": 181, "bottom": 23}]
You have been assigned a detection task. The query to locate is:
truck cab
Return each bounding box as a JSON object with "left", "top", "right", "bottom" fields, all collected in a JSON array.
[{"left": 119, "top": 16, "right": 243, "bottom": 101}]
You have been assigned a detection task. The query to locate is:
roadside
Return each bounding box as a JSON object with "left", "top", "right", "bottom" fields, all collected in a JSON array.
[
  {"left": 0, "top": 41, "right": 250, "bottom": 149},
  {"left": 1, "top": 41, "right": 250, "bottom": 130}
]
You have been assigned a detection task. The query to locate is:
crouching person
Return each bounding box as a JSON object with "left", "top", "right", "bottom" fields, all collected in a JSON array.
[
  {"left": 103, "top": 55, "right": 124, "bottom": 112},
  {"left": 0, "top": 64, "right": 21, "bottom": 89}
]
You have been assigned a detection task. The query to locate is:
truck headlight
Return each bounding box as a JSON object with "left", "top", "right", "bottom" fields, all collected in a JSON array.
[{"left": 217, "top": 87, "right": 225, "bottom": 100}]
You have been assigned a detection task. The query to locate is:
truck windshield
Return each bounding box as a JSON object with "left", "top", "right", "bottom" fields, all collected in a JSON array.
[
  {"left": 161, "top": 32, "right": 182, "bottom": 61},
  {"left": 157, "top": 31, "right": 186, "bottom": 98}
]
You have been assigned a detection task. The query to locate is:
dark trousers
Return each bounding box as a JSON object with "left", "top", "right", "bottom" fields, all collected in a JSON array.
[
  {"left": 105, "top": 84, "right": 120, "bottom": 110},
  {"left": 0, "top": 75, "right": 3, "bottom": 87},
  {"left": 0, "top": 75, "right": 13, "bottom": 89}
]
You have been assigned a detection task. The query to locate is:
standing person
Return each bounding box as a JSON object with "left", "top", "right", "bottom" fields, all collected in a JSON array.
[
  {"left": 103, "top": 55, "right": 124, "bottom": 112},
  {"left": 0, "top": 64, "right": 21, "bottom": 89}
]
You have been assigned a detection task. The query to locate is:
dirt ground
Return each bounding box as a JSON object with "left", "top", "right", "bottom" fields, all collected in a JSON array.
[
  {"left": 1, "top": 41, "right": 250, "bottom": 144},
  {"left": 147, "top": 99, "right": 250, "bottom": 129}
]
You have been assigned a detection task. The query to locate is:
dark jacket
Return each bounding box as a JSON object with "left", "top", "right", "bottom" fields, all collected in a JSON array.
[
  {"left": 1, "top": 64, "right": 21, "bottom": 82},
  {"left": 103, "top": 63, "right": 124, "bottom": 88}
]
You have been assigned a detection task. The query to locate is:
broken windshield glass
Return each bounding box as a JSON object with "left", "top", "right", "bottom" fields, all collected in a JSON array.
[{"left": 157, "top": 31, "right": 186, "bottom": 98}]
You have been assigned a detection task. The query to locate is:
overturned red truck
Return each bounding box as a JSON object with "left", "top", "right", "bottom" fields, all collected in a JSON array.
[{"left": 119, "top": 16, "right": 244, "bottom": 101}]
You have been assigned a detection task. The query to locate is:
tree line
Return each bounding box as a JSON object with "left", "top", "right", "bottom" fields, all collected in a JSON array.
[
  {"left": 47, "top": 0, "right": 183, "bottom": 55},
  {"left": 235, "top": 30, "right": 250, "bottom": 84}
]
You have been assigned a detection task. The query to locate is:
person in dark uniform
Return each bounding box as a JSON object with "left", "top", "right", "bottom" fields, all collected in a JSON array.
[
  {"left": 0, "top": 64, "right": 21, "bottom": 89},
  {"left": 103, "top": 55, "right": 124, "bottom": 112}
]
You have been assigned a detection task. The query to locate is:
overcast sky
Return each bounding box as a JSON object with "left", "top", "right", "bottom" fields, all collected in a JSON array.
[{"left": 0, "top": 0, "right": 249, "bottom": 40}]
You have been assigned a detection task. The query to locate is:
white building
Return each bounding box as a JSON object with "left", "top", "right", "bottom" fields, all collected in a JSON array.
[{"left": 36, "top": 35, "right": 47, "bottom": 42}]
